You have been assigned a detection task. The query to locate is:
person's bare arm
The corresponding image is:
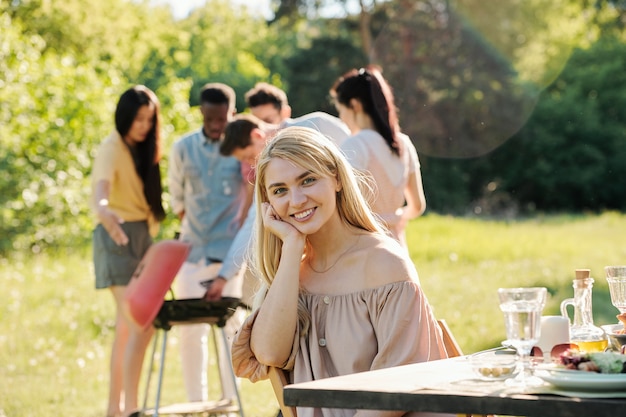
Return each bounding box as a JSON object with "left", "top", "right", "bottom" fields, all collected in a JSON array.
[
  {"left": 400, "top": 168, "right": 426, "bottom": 221},
  {"left": 168, "top": 142, "right": 186, "bottom": 219},
  {"left": 94, "top": 179, "right": 128, "bottom": 246},
  {"left": 250, "top": 203, "right": 306, "bottom": 367}
]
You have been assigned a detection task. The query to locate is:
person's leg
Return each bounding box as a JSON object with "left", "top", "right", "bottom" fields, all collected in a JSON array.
[
  {"left": 108, "top": 286, "right": 130, "bottom": 417},
  {"left": 104, "top": 221, "right": 153, "bottom": 417},
  {"left": 176, "top": 261, "right": 210, "bottom": 402},
  {"left": 218, "top": 270, "right": 246, "bottom": 400},
  {"left": 122, "top": 322, "right": 154, "bottom": 416},
  {"left": 218, "top": 307, "right": 246, "bottom": 400}
]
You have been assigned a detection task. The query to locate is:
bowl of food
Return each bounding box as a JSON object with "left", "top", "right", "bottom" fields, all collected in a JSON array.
[
  {"left": 468, "top": 349, "right": 519, "bottom": 381},
  {"left": 601, "top": 324, "right": 626, "bottom": 353}
]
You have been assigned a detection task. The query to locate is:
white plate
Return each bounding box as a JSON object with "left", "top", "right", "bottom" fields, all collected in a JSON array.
[{"left": 537, "top": 369, "right": 626, "bottom": 391}]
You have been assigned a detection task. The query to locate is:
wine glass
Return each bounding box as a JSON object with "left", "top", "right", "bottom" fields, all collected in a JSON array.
[
  {"left": 605, "top": 266, "right": 626, "bottom": 315},
  {"left": 498, "top": 287, "right": 547, "bottom": 389}
]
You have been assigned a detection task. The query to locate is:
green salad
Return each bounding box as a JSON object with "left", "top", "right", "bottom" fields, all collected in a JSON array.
[{"left": 560, "top": 350, "right": 626, "bottom": 374}]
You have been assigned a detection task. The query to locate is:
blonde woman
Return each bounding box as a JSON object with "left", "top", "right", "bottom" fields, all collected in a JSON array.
[{"left": 231, "top": 127, "right": 447, "bottom": 417}]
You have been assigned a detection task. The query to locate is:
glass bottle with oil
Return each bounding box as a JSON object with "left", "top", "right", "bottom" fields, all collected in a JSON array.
[{"left": 560, "top": 269, "right": 608, "bottom": 352}]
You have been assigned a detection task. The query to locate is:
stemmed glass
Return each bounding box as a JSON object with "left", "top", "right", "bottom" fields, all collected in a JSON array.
[
  {"left": 605, "top": 266, "right": 626, "bottom": 315},
  {"left": 498, "top": 287, "right": 547, "bottom": 389}
]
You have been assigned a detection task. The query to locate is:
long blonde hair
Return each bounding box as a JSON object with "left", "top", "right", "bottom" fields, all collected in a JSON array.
[{"left": 251, "top": 126, "right": 386, "bottom": 333}]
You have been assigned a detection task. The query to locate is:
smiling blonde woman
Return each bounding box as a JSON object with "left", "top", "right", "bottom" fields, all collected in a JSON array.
[{"left": 231, "top": 127, "right": 448, "bottom": 417}]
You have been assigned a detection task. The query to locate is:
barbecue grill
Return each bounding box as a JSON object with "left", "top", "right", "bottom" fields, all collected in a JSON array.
[{"left": 124, "top": 240, "right": 246, "bottom": 417}]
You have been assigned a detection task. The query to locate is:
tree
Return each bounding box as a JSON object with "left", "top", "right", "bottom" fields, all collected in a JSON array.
[
  {"left": 284, "top": 35, "right": 367, "bottom": 115},
  {"left": 494, "top": 36, "right": 626, "bottom": 212},
  {"left": 176, "top": 0, "right": 281, "bottom": 109},
  {"left": 5, "top": 0, "right": 177, "bottom": 79},
  {"left": 368, "top": 0, "right": 537, "bottom": 159},
  {"left": 0, "top": 12, "right": 119, "bottom": 253},
  {"left": 270, "top": 0, "right": 383, "bottom": 55}
]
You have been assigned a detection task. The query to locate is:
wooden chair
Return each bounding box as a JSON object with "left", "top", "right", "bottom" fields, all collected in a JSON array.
[
  {"left": 269, "top": 366, "right": 297, "bottom": 417},
  {"left": 437, "top": 320, "right": 491, "bottom": 417},
  {"left": 268, "top": 319, "right": 487, "bottom": 417},
  {"left": 437, "top": 318, "right": 464, "bottom": 357}
]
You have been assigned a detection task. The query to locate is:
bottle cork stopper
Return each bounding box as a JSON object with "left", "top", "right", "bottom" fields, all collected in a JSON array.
[{"left": 575, "top": 269, "right": 591, "bottom": 280}]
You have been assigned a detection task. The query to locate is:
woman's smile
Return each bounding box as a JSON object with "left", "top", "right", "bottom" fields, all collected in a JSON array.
[{"left": 292, "top": 207, "right": 316, "bottom": 221}]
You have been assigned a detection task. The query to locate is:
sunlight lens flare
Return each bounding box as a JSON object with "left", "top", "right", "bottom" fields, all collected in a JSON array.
[{"left": 371, "top": 0, "right": 582, "bottom": 158}]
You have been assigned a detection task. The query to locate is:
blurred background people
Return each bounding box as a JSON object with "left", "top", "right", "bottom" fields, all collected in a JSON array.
[
  {"left": 244, "top": 82, "right": 292, "bottom": 124},
  {"left": 245, "top": 82, "right": 350, "bottom": 145}
]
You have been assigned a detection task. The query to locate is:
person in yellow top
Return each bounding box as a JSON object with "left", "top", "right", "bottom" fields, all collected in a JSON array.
[{"left": 91, "top": 85, "right": 166, "bottom": 417}]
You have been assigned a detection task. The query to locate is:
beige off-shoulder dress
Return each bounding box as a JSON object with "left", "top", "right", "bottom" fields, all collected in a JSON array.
[{"left": 232, "top": 281, "right": 449, "bottom": 417}]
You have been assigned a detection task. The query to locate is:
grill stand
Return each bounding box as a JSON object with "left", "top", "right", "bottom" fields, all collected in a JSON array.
[{"left": 136, "top": 300, "right": 245, "bottom": 417}]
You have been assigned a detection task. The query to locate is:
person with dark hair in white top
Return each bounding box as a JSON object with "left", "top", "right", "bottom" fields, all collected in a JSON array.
[{"left": 331, "top": 65, "right": 426, "bottom": 248}]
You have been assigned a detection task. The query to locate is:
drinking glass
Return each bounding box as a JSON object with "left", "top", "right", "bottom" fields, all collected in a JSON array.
[
  {"left": 605, "top": 266, "right": 626, "bottom": 315},
  {"left": 498, "top": 287, "right": 547, "bottom": 389}
]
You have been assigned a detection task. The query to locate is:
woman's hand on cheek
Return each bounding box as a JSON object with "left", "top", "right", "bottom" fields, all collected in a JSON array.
[{"left": 261, "top": 202, "right": 302, "bottom": 241}]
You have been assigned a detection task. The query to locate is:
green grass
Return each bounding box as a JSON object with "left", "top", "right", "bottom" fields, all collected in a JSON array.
[
  {"left": 0, "top": 250, "right": 276, "bottom": 417},
  {"left": 409, "top": 212, "right": 626, "bottom": 351},
  {"left": 2, "top": 212, "right": 626, "bottom": 416}
]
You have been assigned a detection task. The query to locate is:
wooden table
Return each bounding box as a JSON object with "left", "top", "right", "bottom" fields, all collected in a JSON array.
[{"left": 283, "top": 357, "right": 626, "bottom": 417}]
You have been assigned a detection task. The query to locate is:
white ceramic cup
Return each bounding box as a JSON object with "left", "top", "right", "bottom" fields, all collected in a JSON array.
[{"left": 535, "top": 315, "right": 570, "bottom": 361}]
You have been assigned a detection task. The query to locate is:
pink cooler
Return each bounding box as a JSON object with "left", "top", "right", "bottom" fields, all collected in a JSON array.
[{"left": 123, "top": 239, "right": 191, "bottom": 330}]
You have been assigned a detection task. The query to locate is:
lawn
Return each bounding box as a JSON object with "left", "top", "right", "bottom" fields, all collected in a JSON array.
[{"left": 1, "top": 212, "right": 625, "bottom": 417}]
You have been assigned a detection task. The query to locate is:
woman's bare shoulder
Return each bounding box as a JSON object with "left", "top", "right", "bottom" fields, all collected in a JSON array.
[{"left": 359, "top": 233, "right": 418, "bottom": 287}]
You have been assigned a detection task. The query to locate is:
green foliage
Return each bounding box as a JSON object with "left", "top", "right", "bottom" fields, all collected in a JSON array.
[
  {"left": 7, "top": 0, "right": 150, "bottom": 73},
  {"left": 452, "top": 0, "right": 595, "bottom": 87},
  {"left": 270, "top": 0, "right": 338, "bottom": 21},
  {"left": 0, "top": 12, "right": 119, "bottom": 253},
  {"left": 419, "top": 158, "right": 475, "bottom": 215},
  {"left": 493, "top": 36, "right": 626, "bottom": 212},
  {"left": 270, "top": 1, "right": 626, "bottom": 215},
  {"left": 284, "top": 35, "right": 367, "bottom": 115},
  {"left": 369, "top": 1, "right": 540, "bottom": 159},
  {"left": 176, "top": 0, "right": 279, "bottom": 110}
]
